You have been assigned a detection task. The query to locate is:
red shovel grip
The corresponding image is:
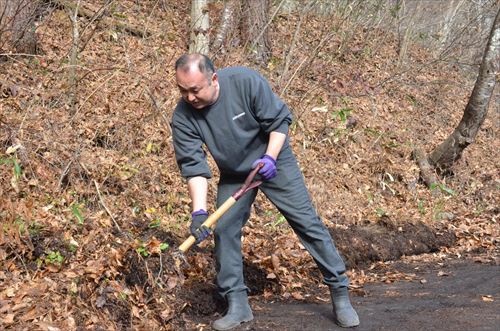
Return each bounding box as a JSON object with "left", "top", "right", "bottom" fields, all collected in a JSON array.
[{"left": 232, "top": 163, "right": 263, "bottom": 200}]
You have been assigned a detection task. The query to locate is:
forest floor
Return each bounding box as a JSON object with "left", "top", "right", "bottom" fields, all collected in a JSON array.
[{"left": 0, "top": 1, "right": 499, "bottom": 330}]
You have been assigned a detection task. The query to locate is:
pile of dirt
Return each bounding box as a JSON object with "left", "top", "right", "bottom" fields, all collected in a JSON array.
[{"left": 331, "top": 219, "right": 456, "bottom": 268}]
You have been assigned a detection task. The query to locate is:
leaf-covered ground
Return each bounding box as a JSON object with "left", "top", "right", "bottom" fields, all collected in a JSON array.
[{"left": 0, "top": 1, "right": 498, "bottom": 330}]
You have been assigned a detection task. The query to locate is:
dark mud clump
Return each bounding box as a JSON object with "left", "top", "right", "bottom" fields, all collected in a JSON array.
[
  {"left": 122, "top": 229, "right": 181, "bottom": 293},
  {"left": 244, "top": 260, "right": 280, "bottom": 296},
  {"left": 177, "top": 261, "right": 279, "bottom": 316},
  {"left": 178, "top": 281, "right": 225, "bottom": 316},
  {"left": 330, "top": 219, "right": 456, "bottom": 268},
  {"left": 25, "top": 231, "right": 73, "bottom": 271}
]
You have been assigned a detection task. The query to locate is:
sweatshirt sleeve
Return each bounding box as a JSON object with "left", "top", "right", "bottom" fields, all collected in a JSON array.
[
  {"left": 249, "top": 74, "right": 292, "bottom": 134},
  {"left": 171, "top": 113, "right": 212, "bottom": 179}
]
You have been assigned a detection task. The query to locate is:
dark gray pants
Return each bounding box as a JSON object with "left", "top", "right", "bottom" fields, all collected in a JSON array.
[{"left": 214, "top": 147, "right": 349, "bottom": 297}]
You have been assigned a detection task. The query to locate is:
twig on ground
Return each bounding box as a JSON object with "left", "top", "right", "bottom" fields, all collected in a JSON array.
[
  {"left": 58, "top": 158, "right": 74, "bottom": 189},
  {"left": 155, "top": 252, "right": 163, "bottom": 286},
  {"left": 58, "top": 148, "right": 81, "bottom": 190},
  {"left": 0, "top": 53, "right": 41, "bottom": 57},
  {"left": 93, "top": 179, "right": 122, "bottom": 231},
  {"left": 145, "top": 87, "right": 172, "bottom": 138},
  {"left": 8, "top": 242, "right": 31, "bottom": 279}
]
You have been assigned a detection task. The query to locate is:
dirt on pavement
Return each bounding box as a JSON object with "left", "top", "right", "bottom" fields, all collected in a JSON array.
[{"left": 186, "top": 259, "right": 499, "bottom": 331}]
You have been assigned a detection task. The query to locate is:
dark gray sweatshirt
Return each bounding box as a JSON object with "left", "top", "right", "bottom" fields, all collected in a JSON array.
[{"left": 172, "top": 67, "right": 292, "bottom": 179}]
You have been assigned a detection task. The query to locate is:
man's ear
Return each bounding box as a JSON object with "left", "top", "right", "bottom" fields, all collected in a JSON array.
[{"left": 211, "top": 73, "right": 218, "bottom": 85}]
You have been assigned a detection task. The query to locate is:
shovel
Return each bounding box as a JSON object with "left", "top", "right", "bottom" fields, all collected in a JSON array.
[{"left": 177, "top": 163, "right": 263, "bottom": 254}]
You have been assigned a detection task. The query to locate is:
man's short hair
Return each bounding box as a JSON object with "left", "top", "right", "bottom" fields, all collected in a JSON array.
[{"left": 175, "top": 54, "right": 215, "bottom": 81}]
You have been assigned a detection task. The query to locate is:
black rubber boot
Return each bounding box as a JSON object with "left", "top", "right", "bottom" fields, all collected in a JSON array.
[
  {"left": 330, "top": 286, "right": 360, "bottom": 328},
  {"left": 213, "top": 291, "right": 253, "bottom": 330}
]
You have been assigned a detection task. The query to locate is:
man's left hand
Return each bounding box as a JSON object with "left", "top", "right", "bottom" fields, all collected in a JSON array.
[{"left": 252, "top": 154, "right": 277, "bottom": 180}]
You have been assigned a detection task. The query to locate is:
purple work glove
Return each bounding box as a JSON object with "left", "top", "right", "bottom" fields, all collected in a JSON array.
[
  {"left": 252, "top": 154, "right": 277, "bottom": 180},
  {"left": 190, "top": 209, "right": 211, "bottom": 244}
]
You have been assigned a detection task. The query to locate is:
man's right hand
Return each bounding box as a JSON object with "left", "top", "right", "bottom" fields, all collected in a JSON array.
[
  {"left": 252, "top": 154, "right": 277, "bottom": 180},
  {"left": 190, "top": 209, "right": 211, "bottom": 244}
]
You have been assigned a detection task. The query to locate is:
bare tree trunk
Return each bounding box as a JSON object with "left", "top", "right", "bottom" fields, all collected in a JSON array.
[
  {"left": 439, "top": 0, "right": 466, "bottom": 51},
  {"left": 189, "top": 0, "right": 209, "bottom": 54},
  {"left": 397, "top": 0, "right": 420, "bottom": 68},
  {"left": 67, "top": 0, "right": 80, "bottom": 116},
  {"left": 0, "top": 0, "right": 39, "bottom": 54},
  {"left": 395, "top": 0, "right": 405, "bottom": 56},
  {"left": 428, "top": 7, "right": 500, "bottom": 172},
  {"left": 212, "top": 0, "right": 240, "bottom": 54},
  {"left": 0, "top": 2, "right": 9, "bottom": 50},
  {"left": 241, "top": 0, "right": 271, "bottom": 65}
]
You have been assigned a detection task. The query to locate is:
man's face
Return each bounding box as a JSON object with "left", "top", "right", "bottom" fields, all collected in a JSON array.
[{"left": 176, "top": 66, "right": 219, "bottom": 109}]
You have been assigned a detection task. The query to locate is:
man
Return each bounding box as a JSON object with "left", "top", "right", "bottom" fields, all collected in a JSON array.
[{"left": 171, "top": 53, "right": 359, "bottom": 330}]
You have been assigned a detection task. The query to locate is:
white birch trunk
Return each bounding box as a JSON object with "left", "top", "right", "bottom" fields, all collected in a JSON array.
[{"left": 189, "top": 0, "right": 209, "bottom": 55}]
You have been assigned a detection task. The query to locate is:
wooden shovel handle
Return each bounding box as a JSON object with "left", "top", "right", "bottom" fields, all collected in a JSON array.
[
  {"left": 178, "top": 196, "right": 237, "bottom": 253},
  {"left": 178, "top": 164, "right": 264, "bottom": 253}
]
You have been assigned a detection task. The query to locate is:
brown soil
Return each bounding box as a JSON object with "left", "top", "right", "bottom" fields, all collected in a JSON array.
[{"left": 331, "top": 218, "right": 456, "bottom": 268}]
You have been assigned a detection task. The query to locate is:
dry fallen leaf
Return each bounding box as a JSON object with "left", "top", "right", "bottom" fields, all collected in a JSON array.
[
  {"left": 160, "top": 306, "right": 174, "bottom": 321},
  {"left": 166, "top": 277, "right": 178, "bottom": 291},
  {"left": 481, "top": 295, "right": 494, "bottom": 302},
  {"left": 315, "top": 296, "right": 330, "bottom": 302},
  {"left": 19, "top": 307, "right": 38, "bottom": 322},
  {"left": 5, "top": 145, "right": 21, "bottom": 154},
  {"left": 291, "top": 292, "right": 304, "bottom": 300},
  {"left": 131, "top": 305, "right": 141, "bottom": 318},
  {"left": 96, "top": 295, "right": 106, "bottom": 308},
  {"left": 2, "top": 313, "right": 15, "bottom": 325},
  {"left": 146, "top": 237, "right": 162, "bottom": 254},
  {"left": 271, "top": 254, "right": 280, "bottom": 271},
  {"left": 5, "top": 287, "right": 16, "bottom": 298}
]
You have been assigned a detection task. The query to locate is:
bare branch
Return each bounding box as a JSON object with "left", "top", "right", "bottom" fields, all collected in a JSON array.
[{"left": 93, "top": 180, "right": 122, "bottom": 232}]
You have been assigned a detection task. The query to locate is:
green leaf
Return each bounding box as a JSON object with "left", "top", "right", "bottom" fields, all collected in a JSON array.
[
  {"left": 0, "top": 158, "right": 13, "bottom": 165},
  {"left": 429, "top": 182, "right": 456, "bottom": 195},
  {"left": 333, "top": 108, "right": 353, "bottom": 123},
  {"left": 160, "top": 243, "right": 169, "bottom": 251},
  {"left": 339, "top": 111, "right": 346, "bottom": 122},
  {"left": 375, "top": 208, "right": 387, "bottom": 217},
  {"left": 146, "top": 142, "right": 153, "bottom": 153},
  {"left": 417, "top": 200, "right": 426, "bottom": 215},
  {"left": 441, "top": 185, "right": 456, "bottom": 196},
  {"left": 45, "top": 250, "right": 64, "bottom": 265},
  {"left": 273, "top": 214, "right": 286, "bottom": 227},
  {"left": 71, "top": 204, "right": 84, "bottom": 225},
  {"left": 136, "top": 246, "right": 149, "bottom": 257},
  {"left": 13, "top": 159, "right": 22, "bottom": 180},
  {"left": 148, "top": 219, "right": 161, "bottom": 228},
  {"left": 14, "top": 217, "right": 26, "bottom": 235}
]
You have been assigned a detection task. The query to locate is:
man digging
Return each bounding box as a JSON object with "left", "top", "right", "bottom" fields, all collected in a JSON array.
[{"left": 171, "top": 53, "right": 359, "bottom": 330}]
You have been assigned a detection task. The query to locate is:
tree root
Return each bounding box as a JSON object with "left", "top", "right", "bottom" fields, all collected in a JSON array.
[{"left": 413, "top": 147, "right": 440, "bottom": 196}]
